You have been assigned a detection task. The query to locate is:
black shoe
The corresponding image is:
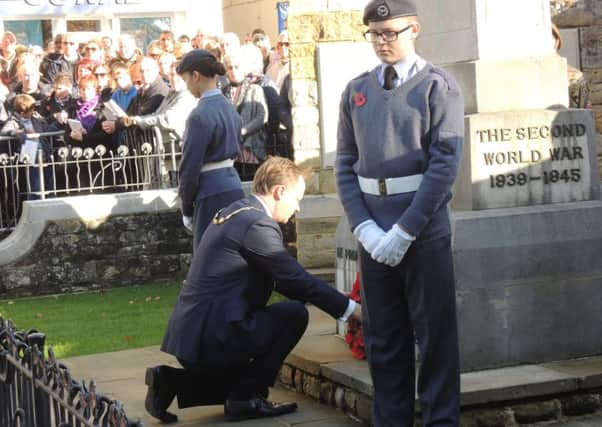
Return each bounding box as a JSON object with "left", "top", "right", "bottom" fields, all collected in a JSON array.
[
  {"left": 224, "top": 396, "right": 297, "bottom": 421},
  {"left": 144, "top": 366, "right": 178, "bottom": 423}
]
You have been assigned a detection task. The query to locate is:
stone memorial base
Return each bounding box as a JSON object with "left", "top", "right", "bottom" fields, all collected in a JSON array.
[{"left": 454, "top": 200, "right": 602, "bottom": 371}]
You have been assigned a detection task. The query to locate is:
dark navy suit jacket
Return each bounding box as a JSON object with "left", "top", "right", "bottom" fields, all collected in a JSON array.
[{"left": 161, "top": 196, "right": 349, "bottom": 365}]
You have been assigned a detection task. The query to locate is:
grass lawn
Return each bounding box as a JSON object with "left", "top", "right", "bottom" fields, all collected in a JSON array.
[
  {"left": 0, "top": 282, "right": 182, "bottom": 359},
  {"left": 0, "top": 283, "right": 287, "bottom": 359}
]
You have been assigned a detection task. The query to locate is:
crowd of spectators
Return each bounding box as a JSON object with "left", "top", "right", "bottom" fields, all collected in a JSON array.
[{"left": 0, "top": 26, "right": 293, "bottom": 195}]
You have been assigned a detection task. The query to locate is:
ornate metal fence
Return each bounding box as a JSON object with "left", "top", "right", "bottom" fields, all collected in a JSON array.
[
  {"left": 0, "top": 317, "right": 142, "bottom": 427},
  {"left": 0, "top": 128, "right": 180, "bottom": 235}
]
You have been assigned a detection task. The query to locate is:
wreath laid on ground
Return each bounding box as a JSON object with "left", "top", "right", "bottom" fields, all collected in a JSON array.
[{"left": 345, "top": 272, "right": 366, "bottom": 360}]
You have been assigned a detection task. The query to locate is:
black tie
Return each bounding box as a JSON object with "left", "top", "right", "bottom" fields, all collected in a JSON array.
[{"left": 384, "top": 65, "right": 397, "bottom": 90}]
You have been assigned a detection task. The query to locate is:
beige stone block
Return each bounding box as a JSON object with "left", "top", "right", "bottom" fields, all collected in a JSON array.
[
  {"left": 325, "top": 0, "right": 369, "bottom": 12},
  {"left": 304, "top": 170, "right": 321, "bottom": 195},
  {"left": 444, "top": 56, "right": 569, "bottom": 114},
  {"left": 292, "top": 106, "right": 320, "bottom": 127},
  {"left": 296, "top": 217, "right": 340, "bottom": 234},
  {"left": 553, "top": 7, "right": 596, "bottom": 27},
  {"left": 290, "top": 79, "right": 319, "bottom": 106},
  {"left": 293, "top": 125, "right": 321, "bottom": 150},
  {"left": 319, "top": 168, "right": 337, "bottom": 194},
  {"left": 593, "top": 107, "right": 602, "bottom": 133},
  {"left": 288, "top": 16, "right": 320, "bottom": 43},
  {"left": 319, "top": 12, "right": 356, "bottom": 41},
  {"left": 297, "top": 233, "right": 336, "bottom": 269},
  {"left": 584, "top": 69, "right": 602, "bottom": 83},
  {"left": 580, "top": 26, "right": 602, "bottom": 70},
  {"left": 295, "top": 149, "right": 321, "bottom": 170},
  {"left": 589, "top": 81, "right": 602, "bottom": 104},
  {"left": 291, "top": 55, "right": 316, "bottom": 80}
]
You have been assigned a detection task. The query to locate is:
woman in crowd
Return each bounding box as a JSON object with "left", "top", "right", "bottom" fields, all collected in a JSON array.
[
  {"left": 120, "top": 61, "right": 196, "bottom": 186},
  {"left": 223, "top": 45, "right": 268, "bottom": 181},
  {"left": 175, "top": 49, "right": 244, "bottom": 251},
  {"left": 93, "top": 63, "right": 113, "bottom": 102},
  {"left": 68, "top": 74, "right": 114, "bottom": 150}
]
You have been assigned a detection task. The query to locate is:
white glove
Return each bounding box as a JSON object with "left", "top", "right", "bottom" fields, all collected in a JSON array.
[
  {"left": 371, "top": 224, "right": 415, "bottom": 267},
  {"left": 182, "top": 215, "right": 193, "bottom": 231},
  {"left": 353, "top": 219, "right": 386, "bottom": 253}
]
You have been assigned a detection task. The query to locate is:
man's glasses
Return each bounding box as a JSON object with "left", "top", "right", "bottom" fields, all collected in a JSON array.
[
  {"left": 277, "top": 42, "right": 290, "bottom": 48},
  {"left": 95, "top": 72, "right": 108, "bottom": 77},
  {"left": 363, "top": 25, "right": 412, "bottom": 43},
  {"left": 62, "top": 41, "right": 76, "bottom": 45},
  {"left": 86, "top": 46, "right": 99, "bottom": 51}
]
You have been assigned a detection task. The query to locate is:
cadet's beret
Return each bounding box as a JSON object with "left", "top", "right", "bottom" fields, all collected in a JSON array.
[
  {"left": 176, "top": 48, "right": 217, "bottom": 74},
  {"left": 363, "top": 0, "right": 418, "bottom": 25}
]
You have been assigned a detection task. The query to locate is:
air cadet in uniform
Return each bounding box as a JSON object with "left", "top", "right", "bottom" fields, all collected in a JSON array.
[
  {"left": 145, "top": 157, "right": 361, "bottom": 423},
  {"left": 335, "top": 0, "right": 464, "bottom": 426},
  {"left": 177, "top": 49, "right": 245, "bottom": 250}
]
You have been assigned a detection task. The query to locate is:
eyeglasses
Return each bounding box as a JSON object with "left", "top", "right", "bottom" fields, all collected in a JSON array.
[
  {"left": 62, "top": 41, "right": 76, "bottom": 45},
  {"left": 86, "top": 46, "right": 99, "bottom": 51},
  {"left": 95, "top": 72, "right": 108, "bottom": 76},
  {"left": 363, "top": 25, "right": 412, "bottom": 43},
  {"left": 277, "top": 42, "right": 290, "bottom": 48}
]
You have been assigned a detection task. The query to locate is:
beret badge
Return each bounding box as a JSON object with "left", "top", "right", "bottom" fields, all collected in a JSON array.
[{"left": 376, "top": 4, "right": 390, "bottom": 17}]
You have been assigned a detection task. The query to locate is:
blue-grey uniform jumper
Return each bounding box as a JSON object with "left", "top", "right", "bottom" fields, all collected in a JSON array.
[
  {"left": 336, "top": 60, "right": 464, "bottom": 427},
  {"left": 178, "top": 88, "right": 245, "bottom": 250}
]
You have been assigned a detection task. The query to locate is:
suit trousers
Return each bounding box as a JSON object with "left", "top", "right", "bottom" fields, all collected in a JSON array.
[
  {"left": 359, "top": 234, "right": 460, "bottom": 427},
  {"left": 192, "top": 188, "right": 244, "bottom": 252},
  {"left": 170, "top": 300, "right": 309, "bottom": 407}
]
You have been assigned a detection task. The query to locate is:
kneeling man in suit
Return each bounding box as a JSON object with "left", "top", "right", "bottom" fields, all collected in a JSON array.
[{"left": 146, "top": 156, "right": 361, "bottom": 423}]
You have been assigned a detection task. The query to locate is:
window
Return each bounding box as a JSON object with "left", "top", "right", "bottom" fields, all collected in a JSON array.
[
  {"left": 120, "top": 17, "right": 171, "bottom": 53},
  {"left": 67, "top": 20, "right": 101, "bottom": 32},
  {"left": 4, "top": 20, "right": 52, "bottom": 48}
]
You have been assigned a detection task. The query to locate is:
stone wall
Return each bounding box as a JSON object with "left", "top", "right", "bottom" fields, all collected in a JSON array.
[
  {"left": 0, "top": 191, "right": 191, "bottom": 298},
  {"left": 553, "top": 0, "right": 602, "bottom": 174},
  {"left": 287, "top": 1, "right": 367, "bottom": 269}
]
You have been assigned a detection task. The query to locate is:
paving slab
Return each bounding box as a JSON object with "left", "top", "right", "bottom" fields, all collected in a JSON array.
[{"left": 63, "top": 345, "right": 364, "bottom": 427}]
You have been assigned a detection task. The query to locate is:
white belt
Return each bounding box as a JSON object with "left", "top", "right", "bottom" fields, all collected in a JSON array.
[
  {"left": 201, "top": 159, "right": 234, "bottom": 173},
  {"left": 358, "top": 174, "right": 423, "bottom": 196}
]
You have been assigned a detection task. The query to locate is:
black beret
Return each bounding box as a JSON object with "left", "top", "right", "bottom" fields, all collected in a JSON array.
[
  {"left": 363, "top": 0, "right": 418, "bottom": 25},
  {"left": 176, "top": 48, "right": 217, "bottom": 74}
]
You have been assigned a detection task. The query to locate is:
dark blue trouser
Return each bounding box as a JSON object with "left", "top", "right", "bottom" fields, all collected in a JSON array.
[
  {"left": 175, "top": 301, "right": 309, "bottom": 406},
  {"left": 192, "top": 188, "right": 245, "bottom": 252},
  {"left": 359, "top": 234, "right": 460, "bottom": 427}
]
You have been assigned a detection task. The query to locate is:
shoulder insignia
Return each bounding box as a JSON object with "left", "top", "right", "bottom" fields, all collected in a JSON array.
[{"left": 212, "top": 206, "right": 263, "bottom": 225}]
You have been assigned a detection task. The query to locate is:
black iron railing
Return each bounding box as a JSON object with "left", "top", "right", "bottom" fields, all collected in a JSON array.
[
  {"left": 0, "top": 128, "right": 180, "bottom": 234},
  {"left": 0, "top": 317, "right": 143, "bottom": 427}
]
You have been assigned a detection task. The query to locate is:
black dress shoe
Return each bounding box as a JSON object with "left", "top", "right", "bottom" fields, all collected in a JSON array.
[
  {"left": 145, "top": 366, "right": 178, "bottom": 423},
  {"left": 224, "top": 396, "right": 298, "bottom": 421}
]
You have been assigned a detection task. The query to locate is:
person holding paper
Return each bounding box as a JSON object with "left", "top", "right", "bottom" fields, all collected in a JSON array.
[
  {"left": 68, "top": 74, "right": 115, "bottom": 150},
  {"left": 176, "top": 49, "right": 245, "bottom": 250},
  {"left": 1, "top": 94, "right": 59, "bottom": 198}
]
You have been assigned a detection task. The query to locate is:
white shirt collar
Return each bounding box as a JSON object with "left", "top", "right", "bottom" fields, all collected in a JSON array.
[
  {"left": 378, "top": 53, "right": 423, "bottom": 87},
  {"left": 252, "top": 194, "right": 272, "bottom": 217},
  {"left": 201, "top": 88, "right": 221, "bottom": 99}
]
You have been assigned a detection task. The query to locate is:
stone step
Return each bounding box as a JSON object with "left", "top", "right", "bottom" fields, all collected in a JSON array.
[{"left": 281, "top": 307, "right": 602, "bottom": 426}]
